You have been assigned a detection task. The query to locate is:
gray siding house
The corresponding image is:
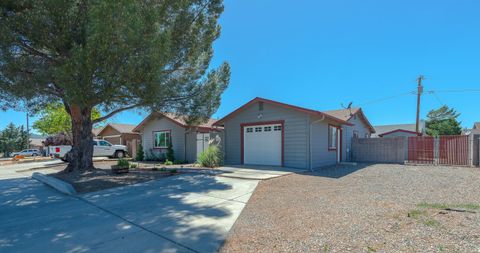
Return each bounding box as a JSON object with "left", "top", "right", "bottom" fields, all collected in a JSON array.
[
  {"left": 213, "top": 97, "right": 355, "bottom": 169},
  {"left": 133, "top": 112, "right": 222, "bottom": 162},
  {"left": 324, "top": 108, "right": 376, "bottom": 161}
]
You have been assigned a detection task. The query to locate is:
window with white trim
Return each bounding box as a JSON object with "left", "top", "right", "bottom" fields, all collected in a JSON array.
[
  {"left": 264, "top": 126, "right": 272, "bottom": 131},
  {"left": 246, "top": 127, "right": 253, "bottom": 133},
  {"left": 255, "top": 127, "right": 262, "bottom": 132},
  {"left": 154, "top": 131, "right": 171, "bottom": 148},
  {"left": 274, "top": 125, "right": 282, "bottom": 131},
  {"left": 328, "top": 125, "right": 338, "bottom": 149}
]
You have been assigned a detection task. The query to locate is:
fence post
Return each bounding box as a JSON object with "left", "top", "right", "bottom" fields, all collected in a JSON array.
[{"left": 433, "top": 137, "right": 440, "bottom": 165}]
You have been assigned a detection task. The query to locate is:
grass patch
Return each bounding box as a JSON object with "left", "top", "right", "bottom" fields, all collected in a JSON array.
[
  {"left": 407, "top": 209, "right": 426, "bottom": 219},
  {"left": 417, "top": 202, "right": 480, "bottom": 210},
  {"left": 423, "top": 218, "right": 440, "bottom": 227},
  {"left": 367, "top": 246, "right": 377, "bottom": 252}
]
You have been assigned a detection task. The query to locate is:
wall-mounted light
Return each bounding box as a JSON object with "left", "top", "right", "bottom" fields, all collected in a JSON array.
[{"left": 257, "top": 113, "right": 263, "bottom": 119}]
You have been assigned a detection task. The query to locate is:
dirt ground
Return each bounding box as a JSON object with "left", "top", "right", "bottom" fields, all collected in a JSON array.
[
  {"left": 220, "top": 164, "right": 480, "bottom": 253},
  {"left": 51, "top": 161, "right": 182, "bottom": 193}
]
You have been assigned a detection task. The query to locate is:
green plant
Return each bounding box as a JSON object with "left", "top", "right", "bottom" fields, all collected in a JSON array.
[
  {"left": 174, "top": 160, "right": 186, "bottom": 165},
  {"left": 197, "top": 145, "right": 223, "bottom": 168},
  {"left": 164, "top": 159, "right": 173, "bottom": 165},
  {"left": 136, "top": 143, "right": 144, "bottom": 161},
  {"left": 166, "top": 141, "right": 175, "bottom": 162},
  {"left": 130, "top": 163, "right": 138, "bottom": 169},
  {"left": 407, "top": 210, "right": 426, "bottom": 219},
  {"left": 170, "top": 169, "right": 177, "bottom": 174},
  {"left": 117, "top": 159, "right": 130, "bottom": 168}
]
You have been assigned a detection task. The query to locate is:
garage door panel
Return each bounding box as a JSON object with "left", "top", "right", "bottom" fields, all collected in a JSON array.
[{"left": 243, "top": 124, "right": 282, "bottom": 166}]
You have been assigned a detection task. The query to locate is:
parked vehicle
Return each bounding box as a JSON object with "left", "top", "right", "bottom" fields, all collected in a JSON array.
[
  {"left": 48, "top": 139, "right": 128, "bottom": 160},
  {"left": 11, "top": 149, "right": 42, "bottom": 157}
]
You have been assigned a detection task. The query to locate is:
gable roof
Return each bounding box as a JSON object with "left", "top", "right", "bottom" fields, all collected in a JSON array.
[
  {"left": 97, "top": 123, "right": 139, "bottom": 136},
  {"left": 323, "top": 108, "right": 375, "bottom": 133},
  {"left": 213, "top": 97, "right": 353, "bottom": 126},
  {"left": 378, "top": 129, "right": 422, "bottom": 137},
  {"left": 372, "top": 123, "right": 424, "bottom": 137},
  {"left": 474, "top": 122, "right": 480, "bottom": 129},
  {"left": 133, "top": 112, "right": 220, "bottom": 132},
  {"left": 92, "top": 128, "right": 102, "bottom": 136}
]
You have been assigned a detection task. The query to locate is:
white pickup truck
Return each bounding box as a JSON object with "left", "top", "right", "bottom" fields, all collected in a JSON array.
[{"left": 49, "top": 139, "right": 128, "bottom": 160}]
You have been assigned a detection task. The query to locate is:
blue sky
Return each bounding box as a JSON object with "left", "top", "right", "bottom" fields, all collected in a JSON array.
[{"left": 2, "top": 0, "right": 479, "bottom": 133}]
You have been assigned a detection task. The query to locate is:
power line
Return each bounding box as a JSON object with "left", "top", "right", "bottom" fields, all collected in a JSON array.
[
  {"left": 357, "top": 90, "right": 415, "bottom": 107},
  {"left": 429, "top": 89, "right": 480, "bottom": 93},
  {"left": 426, "top": 91, "right": 444, "bottom": 106}
]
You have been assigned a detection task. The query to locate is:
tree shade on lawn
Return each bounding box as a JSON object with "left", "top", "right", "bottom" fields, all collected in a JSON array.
[{"left": 0, "top": 0, "right": 230, "bottom": 172}]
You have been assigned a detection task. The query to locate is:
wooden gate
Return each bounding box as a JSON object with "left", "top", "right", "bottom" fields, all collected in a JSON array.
[
  {"left": 438, "top": 135, "right": 469, "bottom": 166},
  {"left": 408, "top": 136, "right": 434, "bottom": 164},
  {"left": 408, "top": 135, "right": 469, "bottom": 166}
]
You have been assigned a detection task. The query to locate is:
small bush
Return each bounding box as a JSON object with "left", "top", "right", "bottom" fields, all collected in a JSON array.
[
  {"left": 166, "top": 141, "right": 175, "bottom": 161},
  {"left": 130, "top": 163, "right": 138, "bottom": 169},
  {"left": 170, "top": 169, "right": 177, "bottom": 174},
  {"left": 136, "top": 143, "right": 144, "bottom": 161},
  {"left": 164, "top": 159, "right": 173, "bottom": 165},
  {"left": 117, "top": 159, "right": 130, "bottom": 168},
  {"left": 197, "top": 145, "right": 223, "bottom": 168}
]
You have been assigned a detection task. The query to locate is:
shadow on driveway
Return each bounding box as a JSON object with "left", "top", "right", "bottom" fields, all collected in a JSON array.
[{"left": 0, "top": 173, "right": 256, "bottom": 253}]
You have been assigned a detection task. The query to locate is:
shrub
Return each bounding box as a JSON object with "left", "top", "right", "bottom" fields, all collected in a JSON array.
[
  {"left": 164, "top": 159, "right": 173, "bottom": 165},
  {"left": 136, "top": 143, "right": 144, "bottom": 161},
  {"left": 130, "top": 163, "right": 138, "bottom": 169},
  {"left": 166, "top": 141, "right": 174, "bottom": 161},
  {"left": 117, "top": 159, "right": 130, "bottom": 168},
  {"left": 197, "top": 145, "right": 223, "bottom": 168},
  {"left": 174, "top": 160, "right": 186, "bottom": 165},
  {"left": 170, "top": 169, "right": 177, "bottom": 174}
]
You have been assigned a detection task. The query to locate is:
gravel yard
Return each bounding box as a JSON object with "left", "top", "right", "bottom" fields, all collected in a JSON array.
[{"left": 221, "top": 164, "right": 480, "bottom": 253}]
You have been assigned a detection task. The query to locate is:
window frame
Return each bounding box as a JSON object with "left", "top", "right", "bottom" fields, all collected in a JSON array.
[
  {"left": 328, "top": 124, "right": 339, "bottom": 151},
  {"left": 153, "top": 130, "right": 172, "bottom": 149}
]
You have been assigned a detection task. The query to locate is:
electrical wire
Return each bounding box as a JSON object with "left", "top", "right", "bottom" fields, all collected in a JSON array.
[{"left": 357, "top": 90, "right": 416, "bottom": 107}]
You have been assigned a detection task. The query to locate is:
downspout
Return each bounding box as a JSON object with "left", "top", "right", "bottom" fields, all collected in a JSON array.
[{"left": 309, "top": 114, "right": 325, "bottom": 171}]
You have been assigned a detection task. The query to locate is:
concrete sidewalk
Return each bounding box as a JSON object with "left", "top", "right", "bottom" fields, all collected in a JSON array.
[
  {"left": 0, "top": 173, "right": 259, "bottom": 253},
  {"left": 217, "top": 165, "right": 306, "bottom": 180}
]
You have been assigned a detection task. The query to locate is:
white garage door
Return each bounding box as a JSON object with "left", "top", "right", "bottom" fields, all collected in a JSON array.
[{"left": 244, "top": 124, "right": 282, "bottom": 166}]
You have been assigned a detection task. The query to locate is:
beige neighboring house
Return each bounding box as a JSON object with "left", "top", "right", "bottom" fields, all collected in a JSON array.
[
  {"left": 95, "top": 123, "right": 141, "bottom": 156},
  {"left": 29, "top": 134, "right": 47, "bottom": 153},
  {"left": 372, "top": 121, "right": 425, "bottom": 138},
  {"left": 465, "top": 122, "right": 480, "bottom": 167}
]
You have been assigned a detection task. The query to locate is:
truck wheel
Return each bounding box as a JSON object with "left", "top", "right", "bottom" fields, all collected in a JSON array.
[{"left": 115, "top": 151, "right": 125, "bottom": 159}]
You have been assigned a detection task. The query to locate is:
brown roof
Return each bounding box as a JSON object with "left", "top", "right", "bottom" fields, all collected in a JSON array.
[
  {"left": 213, "top": 97, "right": 353, "bottom": 127},
  {"left": 97, "top": 123, "right": 139, "bottom": 136},
  {"left": 323, "top": 108, "right": 375, "bottom": 133},
  {"left": 133, "top": 112, "right": 220, "bottom": 132},
  {"left": 474, "top": 122, "right": 480, "bottom": 129}
]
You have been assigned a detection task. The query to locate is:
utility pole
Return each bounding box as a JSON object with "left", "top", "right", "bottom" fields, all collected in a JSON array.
[
  {"left": 26, "top": 111, "right": 30, "bottom": 149},
  {"left": 415, "top": 75, "right": 424, "bottom": 133}
]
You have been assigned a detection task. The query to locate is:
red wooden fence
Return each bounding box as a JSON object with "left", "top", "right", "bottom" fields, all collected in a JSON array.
[
  {"left": 438, "top": 135, "right": 469, "bottom": 166},
  {"left": 407, "top": 135, "right": 469, "bottom": 166},
  {"left": 408, "top": 136, "right": 435, "bottom": 164}
]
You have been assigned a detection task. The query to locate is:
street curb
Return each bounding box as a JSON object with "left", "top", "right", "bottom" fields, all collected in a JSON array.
[{"left": 32, "top": 172, "right": 77, "bottom": 195}]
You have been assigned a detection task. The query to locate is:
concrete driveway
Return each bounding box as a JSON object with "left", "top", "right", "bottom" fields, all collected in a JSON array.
[{"left": 0, "top": 172, "right": 259, "bottom": 253}]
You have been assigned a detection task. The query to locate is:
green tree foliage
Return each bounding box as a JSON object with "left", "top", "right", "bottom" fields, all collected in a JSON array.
[
  {"left": 0, "top": 123, "right": 29, "bottom": 157},
  {"left": 33, "top": 103, "right": 101, "bottom": 135},
  {"left": 0, "top": 1, "right": 230, "bottom": 172},
  {"left": 426, "top": 106, "right": 462, "bottom": 136}
]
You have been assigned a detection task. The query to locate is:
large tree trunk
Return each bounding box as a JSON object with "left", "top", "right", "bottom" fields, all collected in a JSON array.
[{"left": 64, "top": 105, "right": 95, "bottom": 172}]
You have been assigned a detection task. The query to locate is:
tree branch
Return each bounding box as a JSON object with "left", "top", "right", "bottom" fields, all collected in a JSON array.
[{"left": 92, "top": 104, "right": 141, "bottom": 123}]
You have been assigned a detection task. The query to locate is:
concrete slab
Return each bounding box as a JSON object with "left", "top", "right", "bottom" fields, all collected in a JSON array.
[
  {"left": 32, "top": 172, "right": 77, "bottom": 195},
  {"left": 81, "top": 173, "right": 258, "bottom": 253},
  {"left": 216, "top": 165, "right": 306, "bottom": 180},
  {"left": 0, "top": 178, "right": 192, "bottom": 253}
]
